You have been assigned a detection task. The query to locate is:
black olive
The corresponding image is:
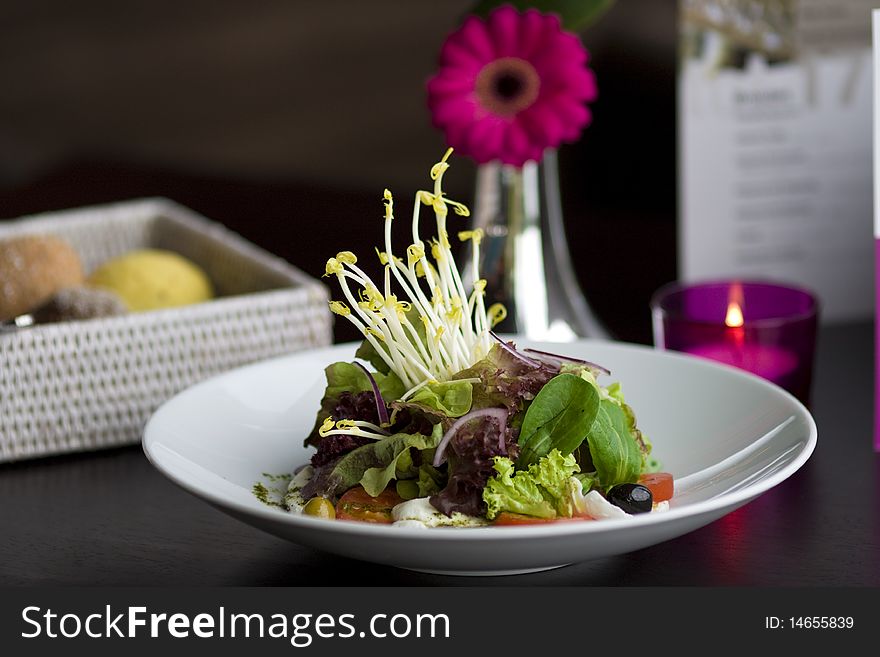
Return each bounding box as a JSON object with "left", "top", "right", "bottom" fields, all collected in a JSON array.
[{"left": 607, "top": 483, "right": 653, "bottom": 514}]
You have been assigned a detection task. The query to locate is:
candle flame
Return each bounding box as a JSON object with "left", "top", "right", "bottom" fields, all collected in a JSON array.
[
  {"left": 726, "top": 282, "right": 745, "bottom": 328},
  {"left": 725, "top": 301, "right": 744, "bottom": 328}
]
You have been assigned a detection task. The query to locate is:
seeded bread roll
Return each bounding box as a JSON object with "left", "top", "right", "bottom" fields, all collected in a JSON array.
[
  {"left": 29, "top": 286, "right": 128, "bottom": 324},
  {"left": 0, "top": 235, "right": 85, "bottom": 321}
]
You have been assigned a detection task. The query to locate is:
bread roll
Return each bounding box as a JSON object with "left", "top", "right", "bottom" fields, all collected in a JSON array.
[
  {"left": 0, "top": 235, "right": 85, "bottom": 321},
  {"left": 29, "top": 286, "right": 128, "bottom": 323},
  {"left": 88, "top": 249, "right": 214, "bottom": 311}
]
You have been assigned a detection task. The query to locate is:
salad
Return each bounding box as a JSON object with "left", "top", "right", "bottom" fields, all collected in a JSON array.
[{"left": 281, "top": 150, "right": 673, "bottom": 527}]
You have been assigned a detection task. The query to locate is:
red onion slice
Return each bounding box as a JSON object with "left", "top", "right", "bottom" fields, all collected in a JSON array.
[
  {"left": 523, "top": 348, "right": 611, "bottom": 376},
  {"left": 488, "top": 331, "right": 542, "bottom": 368},
  {"left": 433, "top": 407, "right": 509, "bottom": 467},
  {"left": 354, "top": 361, "right": 390, "bottom": 425}
]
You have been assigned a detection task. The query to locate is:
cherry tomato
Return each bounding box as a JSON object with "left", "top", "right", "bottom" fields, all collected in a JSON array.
[
  {"left": 493, "top": 512, "right": 590, "bottom": 526},
  {"left": 638, "top": 472, "right": 674, "bottom": 502},
  {"left": 335, "top": 486, "right": 404, "bottom": 523}
]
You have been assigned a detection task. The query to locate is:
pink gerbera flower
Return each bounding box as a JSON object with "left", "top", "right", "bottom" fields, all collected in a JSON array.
[{"left": 427, "top": 5, "right": 598, "bottom": 167}]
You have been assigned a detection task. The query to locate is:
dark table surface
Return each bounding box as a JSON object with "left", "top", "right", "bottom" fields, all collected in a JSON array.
[{"left": 0, "top": 320, "right": 876, "bottom": 586}]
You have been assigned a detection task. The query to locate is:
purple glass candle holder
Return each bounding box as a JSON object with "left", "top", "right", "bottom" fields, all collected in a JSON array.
[{"left": 651, "top": 280, "right": 818, "bottom": 406}]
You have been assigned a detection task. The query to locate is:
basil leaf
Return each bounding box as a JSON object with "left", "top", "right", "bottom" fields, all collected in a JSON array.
[
  {"left": 516, "top": 373, "right": 600, "bottom": 467},
  {"left": 586, "top": 398, "right": 642, "bottom": 490}
]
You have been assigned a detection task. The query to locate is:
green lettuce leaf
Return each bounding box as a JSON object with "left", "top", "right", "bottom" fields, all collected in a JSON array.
[
  {"left": 309, "top": 426, "right": 441, "bottom": 499},
  {"left": 359, "top": 424, "right": 443, "bottom": 497},
  {"left": 529, "top": 450, "right": 585, "bottom": 518},
  {"left": 604, "top": 381, "right": 625, "bottom": 405},
  {"left": 483, "top": 457, "right": 556, "bottom": 520},
  {"left": 574, "top": 472, "right": 598, "bottom": 494},
  {"left": 408, "top": 380, "right": 473, "bottom": 418},
  {"left": 482, "top": 449, "right": 583, "bottom": 520},
  {"left": 311, "top": 441, "right": 385, "bottom": 498},
  {"left": 323, "top": 361, "right": 405, "bottom": 401},
  {"left": 417, "top": 463, "right": 445, "bottom": 497}
]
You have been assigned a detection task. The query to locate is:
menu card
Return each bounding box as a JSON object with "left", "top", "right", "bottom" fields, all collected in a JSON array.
[{"left": 680, "top": 0, "right": 875, "bottom": 322}]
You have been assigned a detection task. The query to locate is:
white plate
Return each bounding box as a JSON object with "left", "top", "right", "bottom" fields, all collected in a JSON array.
[{"left": 143, "top": 339, "right": 817, "bottom": 576}]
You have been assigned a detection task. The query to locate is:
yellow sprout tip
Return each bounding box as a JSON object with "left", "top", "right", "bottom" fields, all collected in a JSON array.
[
  {"left": 318, "top": 417, "right": 336, "bottom": 437},
  {"left": 488, "top": 303, "right": 508, "bottom": 328},
  {"left": 431, "top": 148, "right": 454, "bottom": 180},
  {"left": 325, "top": 258, "right": 344, "bottom": 277},
  {"left": 336, "top": 251, "right": 357, "bottom": 265},
  {"left": 458, "top": 228, "right": 483, "bottom": 244}
]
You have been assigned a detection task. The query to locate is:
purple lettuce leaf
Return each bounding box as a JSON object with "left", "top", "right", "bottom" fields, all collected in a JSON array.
[
  {"left": 430, "top": 414, "right": 520, "bottom": 517},
  {"left": 310, "top": 432, "right": 374, "bottom": 468},
  {"left": 455, "top": 343, "right": 559, "bottom": 414},
  {"left": 304, "top": 362, "right": 403, "bottom": 447},
  {"left": 389, "top": 400, "right": 453, "bottom": 434}
]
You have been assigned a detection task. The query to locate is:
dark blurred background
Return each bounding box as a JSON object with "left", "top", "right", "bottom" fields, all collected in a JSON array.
[{"left": 0, "top": 0, "right": 677, "bottom": 344}]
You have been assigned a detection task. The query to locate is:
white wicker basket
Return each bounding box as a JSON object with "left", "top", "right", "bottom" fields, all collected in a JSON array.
[{"left": 0, "top": 198, "right": 332, "bottom": 462}]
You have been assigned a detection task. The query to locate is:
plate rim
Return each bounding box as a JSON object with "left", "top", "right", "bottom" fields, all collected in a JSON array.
[{"left": 142, "top": 337, "right": 818, "bottom": 541}]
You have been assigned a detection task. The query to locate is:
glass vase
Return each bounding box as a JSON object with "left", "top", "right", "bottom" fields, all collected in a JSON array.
[{"left": 465, "top": 149, "right": 609, "bottom": 341}]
